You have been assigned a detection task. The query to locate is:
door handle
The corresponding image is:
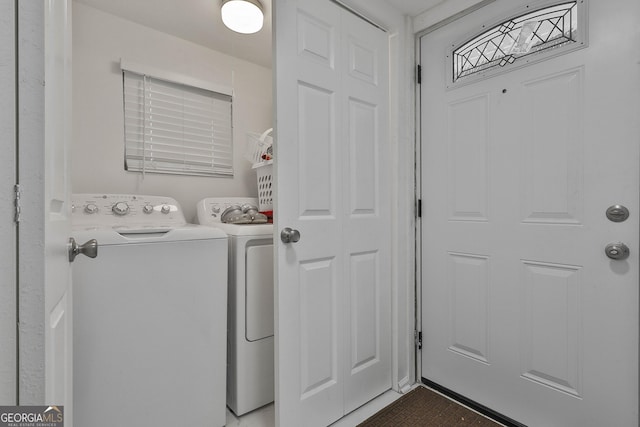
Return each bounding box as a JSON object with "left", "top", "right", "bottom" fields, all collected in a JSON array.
[
  {"left": 68, "top": 237, "right": 98, "bottom": 262},
  {"left": 280, "top": 227, "right": 301, "bottom": 244}
]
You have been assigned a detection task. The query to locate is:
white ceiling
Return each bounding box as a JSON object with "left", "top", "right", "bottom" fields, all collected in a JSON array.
[
  {"left": 73, "top": 0, "right": 444, "bottom": 68},
  {"left": 384, "top": 0, "right": 446, "bottom": 15}
]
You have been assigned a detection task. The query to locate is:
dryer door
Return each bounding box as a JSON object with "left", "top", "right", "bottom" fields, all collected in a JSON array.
[{"left": 246, "top": 242, "right": 274, "bottom": 341}]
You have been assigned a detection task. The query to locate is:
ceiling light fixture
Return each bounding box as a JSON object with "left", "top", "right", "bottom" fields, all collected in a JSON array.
[{"left": 221, "top": 0, "right": 264, "bottom": 34}]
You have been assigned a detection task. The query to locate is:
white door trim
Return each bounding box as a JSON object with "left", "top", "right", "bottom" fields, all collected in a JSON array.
[
  {"left": 0, "top": 0, "right": 17, "bottom": 405},
  {"left": 17, "top": 0, "right": 46, "bottom": 404}
]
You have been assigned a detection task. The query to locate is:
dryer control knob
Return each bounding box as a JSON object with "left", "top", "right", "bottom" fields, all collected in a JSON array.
[
  {"left": 161, "top": 204, "right": 171, "bottom": 214},
  {"left": 84, "top": 203, "right": 98, "bottom": 214},
  {"left": 112, "top": 202, "right": 130, "bottom": 216},
  {"left": 142, "top": 204, "right": 154, "bottom": 214}
]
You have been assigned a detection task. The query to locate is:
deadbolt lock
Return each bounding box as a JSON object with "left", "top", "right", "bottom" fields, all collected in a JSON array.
[{"left": 606, "top": 205, "right": 629, "bottom": 222}]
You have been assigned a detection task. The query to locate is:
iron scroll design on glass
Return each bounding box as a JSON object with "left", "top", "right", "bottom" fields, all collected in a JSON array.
[{"left": 452, "top": 1, "right": 578, "bottom": 83}]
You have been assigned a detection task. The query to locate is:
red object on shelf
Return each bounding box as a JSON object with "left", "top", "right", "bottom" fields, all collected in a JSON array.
[{"left": 260, "top": 210, "right": 273, "bottom": 223}]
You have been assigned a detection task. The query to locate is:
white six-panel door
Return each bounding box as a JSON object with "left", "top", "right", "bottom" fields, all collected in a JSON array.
[
  {"left": 421, "top": 0, "right": 639, "bottom": 425},
  {"left": 275, "top": 0, "right": 391, "bottom": 426}
]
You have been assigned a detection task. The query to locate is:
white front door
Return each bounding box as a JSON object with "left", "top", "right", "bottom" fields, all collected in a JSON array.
[
  {"left": 44, "top": 0, "right": 73, "bottom": 418},
  {"left": 275, "top": 0, "right": 391, "bottom": 426},
  {"left": 421, "top": 0, "right": 639, "bottom": 425}
]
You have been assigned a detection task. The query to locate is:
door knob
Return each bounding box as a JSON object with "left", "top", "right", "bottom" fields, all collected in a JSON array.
[
  {"left": 604, "top": 242, "right": 630, "bottom": 260},
  {"left": 68, "top": 237, "right": 98, "bottom": 262},
  {"left": 280, "top": 227, "right": 301, "bottom": 244}
]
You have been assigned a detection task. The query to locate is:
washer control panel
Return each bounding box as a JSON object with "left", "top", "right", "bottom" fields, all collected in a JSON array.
[
  {"left": 197, "top": 197, "right": 259, "bottom": 224},
  {"left": 72, "top": 194, "right": 186, "bottom": 229}
]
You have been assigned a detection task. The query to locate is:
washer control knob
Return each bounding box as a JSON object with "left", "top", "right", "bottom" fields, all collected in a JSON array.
[
  {"left": 212, "top": 206, "right": 221, "bottom": 214},
  {"left": 161, "top": 204, "right": 171, "bottom": 214},
  {"left": 112, "top": 202, "right": 130, "bottom": 216},
  {"left": 84, "top": 203, "right": 98, "bottom": 214},
  {"left": 142, "top": 204, "right": 154, "bottom": 214}
]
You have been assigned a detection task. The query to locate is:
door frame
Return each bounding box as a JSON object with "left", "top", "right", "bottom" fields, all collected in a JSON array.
[
  {"left": 0, "top": 0, "right": 17, "bottom": 406},
  {"left": 16, "top": 0, "right": 48, "bottom": 404},
  {"left": 16, "top": 0, "right": 74, "bottom": 408},
  {"left": 0, "top": 0, "right": 49, "bottom": 407}
]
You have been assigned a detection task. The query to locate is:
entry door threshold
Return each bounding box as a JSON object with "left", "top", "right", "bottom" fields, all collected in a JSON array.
[{"left": 422, "top": 378, "right": 526, "bottom": 427}]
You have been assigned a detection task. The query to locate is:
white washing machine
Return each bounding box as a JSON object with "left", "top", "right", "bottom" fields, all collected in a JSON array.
[
  {"left": 196, "top": 197, "right": 274, "bottom": 416},
  {"left": 71, "top": 194, "right": 228, "bottom": 427}
]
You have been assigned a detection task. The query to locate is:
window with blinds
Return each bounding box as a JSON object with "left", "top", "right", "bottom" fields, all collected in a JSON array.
[{"left": 122, "top": 70, "right": 233, "bottom": 177}]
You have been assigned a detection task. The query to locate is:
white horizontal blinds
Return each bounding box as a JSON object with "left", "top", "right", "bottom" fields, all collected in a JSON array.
[{"left": 123, "top": 70, "right": 233, "bottom": 176}]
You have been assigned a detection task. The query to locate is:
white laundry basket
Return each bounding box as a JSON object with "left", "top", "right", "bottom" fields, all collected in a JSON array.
[{"left": 254, "top": 160, "right": 273, "bottom": 212}]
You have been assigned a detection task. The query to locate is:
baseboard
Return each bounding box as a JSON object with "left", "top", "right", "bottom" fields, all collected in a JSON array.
[
  {"left": 397, "top": 376, "right": 412, "bottom": 394},
  {"left": 421, "top": 378, "right": 527, "bottom": 427}
]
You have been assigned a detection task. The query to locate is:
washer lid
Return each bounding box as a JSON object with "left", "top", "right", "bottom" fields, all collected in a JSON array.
[{"left": 72, "top": 224, "right": 227, "bottom": 245}]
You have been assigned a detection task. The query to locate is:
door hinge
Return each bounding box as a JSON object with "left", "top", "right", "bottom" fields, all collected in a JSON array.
[
  {"left": 416, "top": 64, "right": 422, "bottom": 84},
  {"left": 14, "top": 184, "right": 21, "bottom": 223},
  {"left": 415, "top": 330, "right": 422, "bottom": 350},
  {"left": 417, "top": 199, "right": 422, "bottom": 218}
]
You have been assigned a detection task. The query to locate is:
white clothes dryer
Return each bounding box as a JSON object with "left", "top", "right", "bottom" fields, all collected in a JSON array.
[
  {"left": 71, "top": 194, "right": 228, "bottom": 427},
  {"left": 196, "top": 197, "right": 274, "bottom": 416}
]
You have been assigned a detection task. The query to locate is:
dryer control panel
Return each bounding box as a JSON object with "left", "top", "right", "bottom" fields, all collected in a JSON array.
[
  {"left": 197, "top": 197, "right": 259, "bottom": 224},
  {"left": 71, "top": 194, "right": 186, "bottom": 229}
]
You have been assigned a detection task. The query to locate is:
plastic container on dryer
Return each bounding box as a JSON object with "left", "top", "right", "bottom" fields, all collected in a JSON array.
[
  {"left": 246, "top": 128, "right": 274, "bottom": 218},
  {"left": 253, "top": 160, "right": 273, "bottom": 213}
]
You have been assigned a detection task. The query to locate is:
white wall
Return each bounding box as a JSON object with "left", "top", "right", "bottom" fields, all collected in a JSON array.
[
  {"left": 72, "top": 3, "right": 273, "bottom": 221},
  {"left": 413, "top": 0, "right": 494, "bottom": 32}
]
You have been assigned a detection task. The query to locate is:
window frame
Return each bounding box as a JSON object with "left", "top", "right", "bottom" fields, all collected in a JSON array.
[{"left": 446, "top": 0, "right": 588, "bottom": 89}]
